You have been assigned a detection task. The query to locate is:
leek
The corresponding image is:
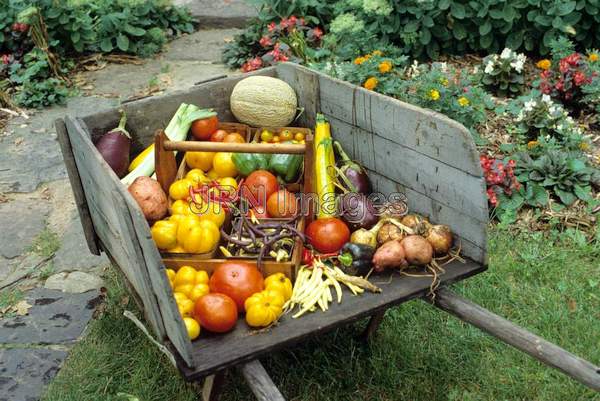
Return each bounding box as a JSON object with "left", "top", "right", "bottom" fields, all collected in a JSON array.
[{"left": 121, "top": 103, "right": 216, "bottom": 186}]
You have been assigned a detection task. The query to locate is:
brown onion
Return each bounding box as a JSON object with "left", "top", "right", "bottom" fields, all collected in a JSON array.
[
  {"left": 377, "top": 223, "right": 405, "bottom": 245},
  {"left": 372, "top": 240, "right": 407, "bottom": 272},
  {"left": 400, "top": 235, "right": 433, "bottom": 266},
  {"left": 380, "top": 200, "right": 408, "bottom": 220},
  {"left": 426, "top": 225, "right": 453, "bottom": 255},
  {"left": 400, "top": 214, "right": 431, "bottom": 235}
]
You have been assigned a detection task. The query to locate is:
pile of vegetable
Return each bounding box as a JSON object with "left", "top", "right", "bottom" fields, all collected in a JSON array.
[{"left": 165, "top": 262, "right": 293, "bottom": 340}]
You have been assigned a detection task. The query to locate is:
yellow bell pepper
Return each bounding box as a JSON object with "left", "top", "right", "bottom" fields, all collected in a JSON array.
[
  {"left": 245, "top": 290, "right": 285, "bottom": 327},
  {"left": 176, "top": 214, "right": 202, "bottom": 245},
  {"left": 183, "top": 224, "right": 218, "bottom": 253},
  {"left": 169, "top": 178, "right": 194, "bottom": 201},
  {"left": 264, "top": 273, "right": 293, "bottom": 301},
  {"left": 151, "top": 219, "right": 178, "bottom": 250},
  {"left": 171, "top": 199, "right": 192, "bottom": 216}
]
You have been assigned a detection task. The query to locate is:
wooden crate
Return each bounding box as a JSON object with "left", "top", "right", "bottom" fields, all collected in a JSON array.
[
  {"left": 56, "top": 63, "right": 488, "bottom": 375},
  {"left": 159, "top": 129, "right": 312, "bottom": 279}
]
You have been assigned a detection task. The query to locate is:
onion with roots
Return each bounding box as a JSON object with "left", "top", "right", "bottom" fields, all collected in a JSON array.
[
  {"left": 400, "top": 235, "right": 433, "bottom": 266},
  {"left": 376, "top": 223, "right": 405, "bottom": 245},
  {"left": 400, "top": 214, "right": 431, "bottom": 235},
  {"left": 426, "top": 225, "right": 453, "bottom": 255}
]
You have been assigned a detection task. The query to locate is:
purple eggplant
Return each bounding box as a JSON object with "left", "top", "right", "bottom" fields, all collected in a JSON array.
[
  {"left": 333, "top": 140, "right": 372, "bottom": 194},
  {"left": 95, "top": 110, "right": 131, "bottom": 178},
  {"left": 338, "top": 192, "right": 378, "bottom": 231}
]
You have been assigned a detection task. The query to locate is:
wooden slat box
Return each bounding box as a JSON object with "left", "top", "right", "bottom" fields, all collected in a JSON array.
[{"left": 55, "top": 63, "right": 488, "bottom": 376}]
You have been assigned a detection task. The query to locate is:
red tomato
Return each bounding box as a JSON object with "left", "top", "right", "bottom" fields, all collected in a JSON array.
[
  {"left": 241, "top": 170, "right": 279, "bottom": 208},
  {"left": 193, "top": 293, "right": 238, "bottom": 333},
  {"left": 191, "top": 116, "right": 219, "bottom": 140},
  {"left": 210, "top": 129, "right": 228, "bottom": 142},
  {"left": 209, "top": 262, "right": 264, "bottom": 311},
  {"left": 267, "top": 190, "right": 298, "bottom": 218},
  {"left": 305, "top": 218, "right": 350, "bottom": 254},
  {"left": 222, "top": 133, "right": 246, "bottom": 143}
]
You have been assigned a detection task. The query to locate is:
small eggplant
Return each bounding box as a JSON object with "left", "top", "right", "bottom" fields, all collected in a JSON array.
[
  {"left": 95, "top": 110, "right": 131, "bottom": 178},
  {"left": 338, "top": 192, "right": 378, "bottom": 231},
  {"left": 333, "top": 140, "right": 372, "bottom": 194}
]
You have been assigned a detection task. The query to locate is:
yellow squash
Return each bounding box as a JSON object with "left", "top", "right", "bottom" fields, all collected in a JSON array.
[{"left": 314, "top": 113, "right": 336, "bottom": 218}]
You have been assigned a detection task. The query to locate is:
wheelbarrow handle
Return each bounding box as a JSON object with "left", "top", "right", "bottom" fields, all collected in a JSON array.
[{"left": 163, "top": 140, "right": 306, "bottom": 154}]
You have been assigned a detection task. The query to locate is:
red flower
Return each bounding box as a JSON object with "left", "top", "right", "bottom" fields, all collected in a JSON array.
[
  {"left": 267, "top": 22, "right": 277, "bottom": 32},
  {"left": 1, "top": 54, "right": 10, "bottom": 65},
  {"left": 259, "top": 35, "right": 272, "bottom": 48},
  {"left": 565, "top": 53, "right": 580, "bottom": 66},
  {"left": 279, "top": 17, "right": 289, "bottom": 29},
  {"left": 312, "top": 27, "right": 323, "bottom": 40},
  {"left": 241, "top": 57, "right": 263, "bottom": 73},
  {"left": 573, "top": 71, "right": 587, "bottom": 86},
  {"left": 299, "top": 17, "right": 306, "bottom": 26}
]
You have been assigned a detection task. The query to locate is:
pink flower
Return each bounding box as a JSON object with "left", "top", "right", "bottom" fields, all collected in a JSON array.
[
  {"left": 312, "top": 27, "right": 323, "bottom": 40},
  {"left": 241, "top": 57, "right": 263, "bottom": 73},
  {"left": 1, "top": 54, "right": 9, "bottom": 65},
  {"left": 573, "top": 71, "right": 589, "bottom": 86},
  {"left": 279, "top": 18, "right": 289, "bottom": 29},
  {"left": 259, "top": 36, "right": 272, "bottom": 48},
  {"left": 288, "top": 16, "right": 298, "bottom": 27},
  {"left": 267, "top": 22, "right": 277, "bottom": 32}
]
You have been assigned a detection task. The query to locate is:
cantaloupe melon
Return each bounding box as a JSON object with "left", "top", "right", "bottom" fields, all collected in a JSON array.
[{"left": 230, "top": 76, "right": 298, "bottom": 127}]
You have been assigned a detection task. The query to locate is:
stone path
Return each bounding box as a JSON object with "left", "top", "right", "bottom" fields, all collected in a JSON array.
[{"left": 0, "top": 27, "right": 240, "bottom": 401}]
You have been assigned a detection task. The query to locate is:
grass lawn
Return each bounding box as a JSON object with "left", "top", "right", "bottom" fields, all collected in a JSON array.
[{"left": 42, "top": 227, "right": 600, "bottom": 401}]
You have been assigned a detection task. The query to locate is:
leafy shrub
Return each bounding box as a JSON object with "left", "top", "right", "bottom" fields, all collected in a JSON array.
[
  {"left": 538, "top": 52, "right": 595, "bottom": 104},
  {"left": 503, "top": 91, "right": 588, "bottom": 152},
  {"left": 244, "top": 0, "right": 600, "bottom": 59},
  {"left": 14, "top": 77, "right": 69, "bottom": 107},
  {"left": 513, "top": 150, "right": 600, "bottom": 206},
  {"left": 480, "top": 154, "right": 521, "bottom": 208},
  {"left": 481, "top": 48, "right": 526, "bottom": 97}
]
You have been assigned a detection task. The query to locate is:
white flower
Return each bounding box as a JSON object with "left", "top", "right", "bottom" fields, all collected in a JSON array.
[
  {"left": 484, "top": 61, "right": 495, "bottom": 74},
  {"left": 541, "top": 94, "right": 552, "bottom": 104},
  {"left": 500, "top": 48, "right": 513, "bottom": 59},
  {"left": 472, "top": 66, "right": 479, "bottom": 74},
  {"left": 523, "top": 99, "right": 537, "bottom": 112},
  {"left": 510, "top": 54, "right": 526, "bottom": 72}
]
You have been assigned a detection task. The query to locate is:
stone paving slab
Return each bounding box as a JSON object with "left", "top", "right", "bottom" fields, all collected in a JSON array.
[
  {"left": 0, "top": 347, "right": 68, "bottom": 401},
  {"left": 174, "top": 0, "right": 256, "bottom": 27},
  {"left": 0, "top": 287, "right": 102, "bottom": 345},
  {"left": 0, "top": 198, "right": 50, "bottom": 259}
]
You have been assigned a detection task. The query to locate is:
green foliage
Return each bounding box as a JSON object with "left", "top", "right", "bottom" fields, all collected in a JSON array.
[
  {"left": 248, "top": 0, "right": 600, "bottom": 58},
  {"left": 481, "top": 48, "right": 526, "bottom": 97},
  {"left": 502, "top": 91, "right": 587, "bottom": 152},
  {"left": 222, "top": 21, "right": 263, "bottom": 68},
  {"left": 248, "top": 0, "right": 334, "bottom": 25},
  {"left": 513, "top": 150, "right": 600, "bottom": 206}
]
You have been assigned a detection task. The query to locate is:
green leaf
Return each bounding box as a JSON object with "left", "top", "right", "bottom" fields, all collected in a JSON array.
[
  {"left": 70, "top": 32, "right": 80, "bottom": 44},
  {"left": 479, "top": 21, "right": 492, "bottom": 35},
  {"left": 506, "top": 30, "right": 523, "bottom": 49},
  {"left": 451, "top": 3, "right": 466, "bottom": 18},
  {"left": 480, "top": 33, "right": 494, "bottom": 48},
  {"left": 404, "top": 21, "right": 419, "bottom": 33},
  {"left": 100, "top": 37, "right": 113, "bottom": 52},
  {"left": 453, "top": 22, "right": 467, "bottom": 39},
  {"left": 573, "top": 184, "right": 592, "bottom": 201},
  {"left": 438, "top": 0, "right": 450, "bottom": 10},
  {"left": 117, "top": 34, "right": 129, "bottom": 51},
  {"left": 557, "top": 1, "right": 576, "bottom": 16},
  {"left": 124, "top": 24, "right": 146, "bottom": 36},
  {"left": 554, "top": 188, "right": 576, "bottom": 205},
  {"left": 420, "top": 28, "right": 431, "bottom": 45},
  {"left": 568, "top": 158, "right": 586, "bottom": 172}
]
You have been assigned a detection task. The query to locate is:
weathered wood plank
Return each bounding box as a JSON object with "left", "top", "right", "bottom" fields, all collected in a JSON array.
[
  {"left": 54, "top": 118, "right": 101, "bottom": 255},
  {"left": 326, "top": 115, "right": 488, "bottom": 223},
  {"left": 276, "top": 63, "right": 320, "bottom": 129},
  {"left": 315, "top": 67, "right": 482, "bottom": 176},
  {"left": 178, "top": 259, "right": 486, "bottom": 380},
  {"left": 368, "top": 169, "right": 487, "bottom": 263},
  {"left": 201, "top": 372, "right": 226, "bottom": 401},
  {"left": 123, "top": 195, "right": 195, "bottom": 367},
  {"left": 65, "top": 116, "right": 166, "bottom": 339},
  {"left": 432, "top": 289, "right": 600, "bottom": 392},
  {"left": 81, "top": 68, "right": 278, "bottom": 149},
  {"left": 240, "top": 361, "right": 286, "bottom": 401}
]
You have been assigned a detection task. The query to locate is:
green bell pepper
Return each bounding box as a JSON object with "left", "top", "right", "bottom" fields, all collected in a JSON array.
[
  {"left": 232, "top": 153, "right": 272, "bottom": 176},
  {"left": 268, "top": 141, "right": 304, "bottom": 182}
]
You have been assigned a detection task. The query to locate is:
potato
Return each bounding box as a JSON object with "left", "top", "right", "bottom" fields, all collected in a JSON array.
[
  {"left": 372, "top": 240, "right": 408, "bottom": 272},
  {"left": 128, "top": 176, "right": 168, "bottom": 221},
  {"left": 401, "top": 235, "right": 433, "bottom": 266}
]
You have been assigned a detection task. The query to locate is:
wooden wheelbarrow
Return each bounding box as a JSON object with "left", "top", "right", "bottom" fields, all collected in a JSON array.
[{"left": 55, "top": 63, "right": 600, "bottom": 399}]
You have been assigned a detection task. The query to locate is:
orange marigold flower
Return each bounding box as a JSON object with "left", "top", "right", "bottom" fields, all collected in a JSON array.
[
  {"left": 527, "top": 140, "right": 539, "bottom": 149},
  {"left": 536, "top": 59, "right": 551, "bottom": 70},
  {"left": 588, "top": 53, "right": 599, "bottom": 62},
  {"left": 378, "top": 60, "right": 392, "bottom": 73},
  {"left": 364, "top": 77, "right": 378, "bottom": 90},
  {"left": 354, "top": 56, "right": 367, "bottom": 65},
  {"left": 371, "top": 50, "right": 383, "bottom": 56}
]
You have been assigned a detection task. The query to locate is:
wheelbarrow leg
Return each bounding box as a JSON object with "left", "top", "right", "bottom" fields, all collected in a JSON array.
[
  {"left": 430, "top": 288, "right": 600, "bottom": 392},
  {"left": 361, "top": 310, "right": 387, "bottom": 340},
  {"left": 239, "top": 360, "right": 286, "bottom": 401},
  {"left": 201, "top": 372, "right": 226, "bottom": 401}
]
